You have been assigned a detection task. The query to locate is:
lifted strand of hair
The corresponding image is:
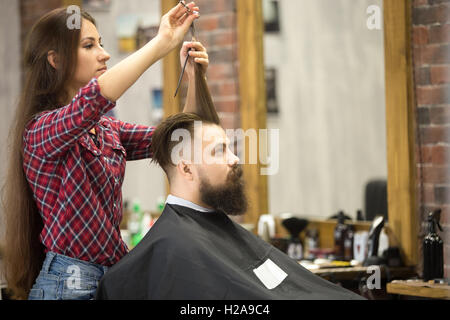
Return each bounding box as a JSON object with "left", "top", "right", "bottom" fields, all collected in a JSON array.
[{"left": 194, "top": 62, "right": 220, "bottom": 125}]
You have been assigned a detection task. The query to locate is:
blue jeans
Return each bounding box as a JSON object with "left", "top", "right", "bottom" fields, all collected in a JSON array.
[{"left": 28, "top": 252, "right": 109, "bottom": 300}]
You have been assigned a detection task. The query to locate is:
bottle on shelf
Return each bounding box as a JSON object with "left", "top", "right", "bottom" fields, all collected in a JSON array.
[
  {"left": 304, "top": 228, "right": 319, "bottom": 260},
  {"left": 156, "top": 196, "right": 165, "bottom": 214},
  {"left": 333, "top": 211, "right": 349, "bottom": 261},
  {"left": 119, "top": 199, "right": 130, "bottom": 230},
  {"left": 344, "top": 225, "right": 354, "bottom": 261},
  {"left": 356, "top": 209, "right": 364, "bottom": 221},
  {"left": 423, "top": 209, "right": 444, "bottom": 281},
  {"left": 128, "top": 199, "right": 144, "bottom": 248}
]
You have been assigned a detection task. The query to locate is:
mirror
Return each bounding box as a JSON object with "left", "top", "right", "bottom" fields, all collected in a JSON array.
[{"left": 263, "top": 0, "right": 387, "bottom": 221}]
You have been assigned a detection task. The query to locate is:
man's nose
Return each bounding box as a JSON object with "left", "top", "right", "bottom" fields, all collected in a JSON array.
[{"left": 228, "top": 151, "right": 240, "bottom": 166}]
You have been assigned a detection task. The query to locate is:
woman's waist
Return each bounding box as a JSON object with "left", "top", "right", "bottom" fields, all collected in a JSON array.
[
  {"left": 41, "top": 251, "right": 110, "bottom": 280},
  {"left": 41, "top": 227, "right": 128, "bottom": 267}
]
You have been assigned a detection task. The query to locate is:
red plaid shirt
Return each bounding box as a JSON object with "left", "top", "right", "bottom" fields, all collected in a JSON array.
[{"left": 23, "top": 78, "right": 155, "bottom": 266}]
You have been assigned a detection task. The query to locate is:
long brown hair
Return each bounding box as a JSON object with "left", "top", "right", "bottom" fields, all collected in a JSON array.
[
  {"left": 1, "top": 7, "right": 96, "bottom": 300},
  {"left": 193, "top": 62, "right": 220, "bottom": 125}
]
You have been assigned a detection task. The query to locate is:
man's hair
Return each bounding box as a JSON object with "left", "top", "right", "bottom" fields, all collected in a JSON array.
[
  {"left": 152, "top": 62, "right": 221, "bottom": 178},
  {"left": 151, "top": 113, "right": 217, "bottom": 176}
]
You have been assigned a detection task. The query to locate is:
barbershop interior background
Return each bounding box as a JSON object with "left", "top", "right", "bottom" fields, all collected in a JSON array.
[{"left": 0, "top": 0, "right": 449, "bottom": 299}]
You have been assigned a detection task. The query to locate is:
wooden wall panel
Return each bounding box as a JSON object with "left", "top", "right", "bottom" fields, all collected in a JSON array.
[
  {"left": 161, "top": 0, "right": 182, "bottom": 118},
  {"left": 384, "top": 0, "right": 418, "bottom": 266},
  {"left": 236, "top": 0, "right": 269, "bottom": 230}
]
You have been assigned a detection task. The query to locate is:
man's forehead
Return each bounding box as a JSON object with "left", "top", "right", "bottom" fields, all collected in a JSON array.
[{"left": 198, "top": 124, "right": 229, "bottom": 145}]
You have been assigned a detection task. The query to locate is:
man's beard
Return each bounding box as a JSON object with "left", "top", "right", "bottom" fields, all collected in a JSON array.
[{"left": 199, "top": 165, "right": 248, "bottom": 216}]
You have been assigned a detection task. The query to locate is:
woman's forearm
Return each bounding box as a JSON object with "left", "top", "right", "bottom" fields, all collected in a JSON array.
[{"left": 98, "top": 35, "right": 171, "bottom": 102}]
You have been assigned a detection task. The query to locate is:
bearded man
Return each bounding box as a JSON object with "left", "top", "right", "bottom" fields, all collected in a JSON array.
[{"left": 96, "top": 113, "right": 364, "bottom": 300}]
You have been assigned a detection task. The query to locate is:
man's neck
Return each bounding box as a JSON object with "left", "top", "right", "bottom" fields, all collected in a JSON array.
[
  {"left": 166, "top": 194, "right": 214, "bottom": 213},
  {"left": 169, "top": 189, "right": 213, "bottom": 210}
]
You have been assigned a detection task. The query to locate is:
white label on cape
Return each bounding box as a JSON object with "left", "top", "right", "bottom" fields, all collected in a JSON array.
[{"left": 253, "top": 259, "right": 288, "bottom": 290}]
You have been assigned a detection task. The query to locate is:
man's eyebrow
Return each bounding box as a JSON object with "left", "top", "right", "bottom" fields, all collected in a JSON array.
[
  {"left": 212, "top": 142, "right": 227, "bottom": 149},
  {"left": 80, "top": 36, "right": 102, "bottom": 42}
]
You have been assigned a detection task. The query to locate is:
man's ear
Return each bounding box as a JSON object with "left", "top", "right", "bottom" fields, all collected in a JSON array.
[
  {"left": 177, "top": 160, "right": 194, "bottom": 181},
  {"left": 47, "top": 50, "right": 59, "bottom": 69}
]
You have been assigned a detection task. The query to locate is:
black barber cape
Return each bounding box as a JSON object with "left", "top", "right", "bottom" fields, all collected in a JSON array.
[{"left": 96, "top": 204, "right": 364, "bottom": 300}]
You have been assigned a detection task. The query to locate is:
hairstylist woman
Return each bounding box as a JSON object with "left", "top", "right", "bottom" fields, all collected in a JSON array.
[{"left": 2, "top": 2, "right": 209, "bottom": 300}]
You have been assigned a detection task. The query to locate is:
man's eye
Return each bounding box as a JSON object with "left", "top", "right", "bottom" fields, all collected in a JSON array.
[{"left": 215, "top": 147, "right": 225, "bottom": 156}]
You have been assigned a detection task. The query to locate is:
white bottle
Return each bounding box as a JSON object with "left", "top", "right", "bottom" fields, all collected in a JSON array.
[{"left": 377, "top": 228, "right": 389, "bottom": 257}]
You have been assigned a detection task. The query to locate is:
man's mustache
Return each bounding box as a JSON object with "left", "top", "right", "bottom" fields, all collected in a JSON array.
[{"left": 227, "top": 165, "right": 243, "bottom": 181}]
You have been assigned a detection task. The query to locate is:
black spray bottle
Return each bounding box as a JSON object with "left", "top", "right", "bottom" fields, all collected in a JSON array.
[
  {"left": 333, "top": 211, "right": 348, "bottom": 261},
  {"left": 423, "top": 209, "right": 444, "bottom": 281}
]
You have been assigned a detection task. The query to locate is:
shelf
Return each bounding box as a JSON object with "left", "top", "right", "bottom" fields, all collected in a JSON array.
[{"left": 387, "top": 280, "right": 450, "bottom": 299}]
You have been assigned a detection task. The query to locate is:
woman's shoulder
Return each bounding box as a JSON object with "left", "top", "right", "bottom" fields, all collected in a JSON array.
[{"left": 24, "top": 110, "right": 53, "bottom": 133}]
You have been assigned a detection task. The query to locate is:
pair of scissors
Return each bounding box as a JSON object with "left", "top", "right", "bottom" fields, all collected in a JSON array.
[{"left": 174, "top": 1, "right": 197, "bottom": 98}]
